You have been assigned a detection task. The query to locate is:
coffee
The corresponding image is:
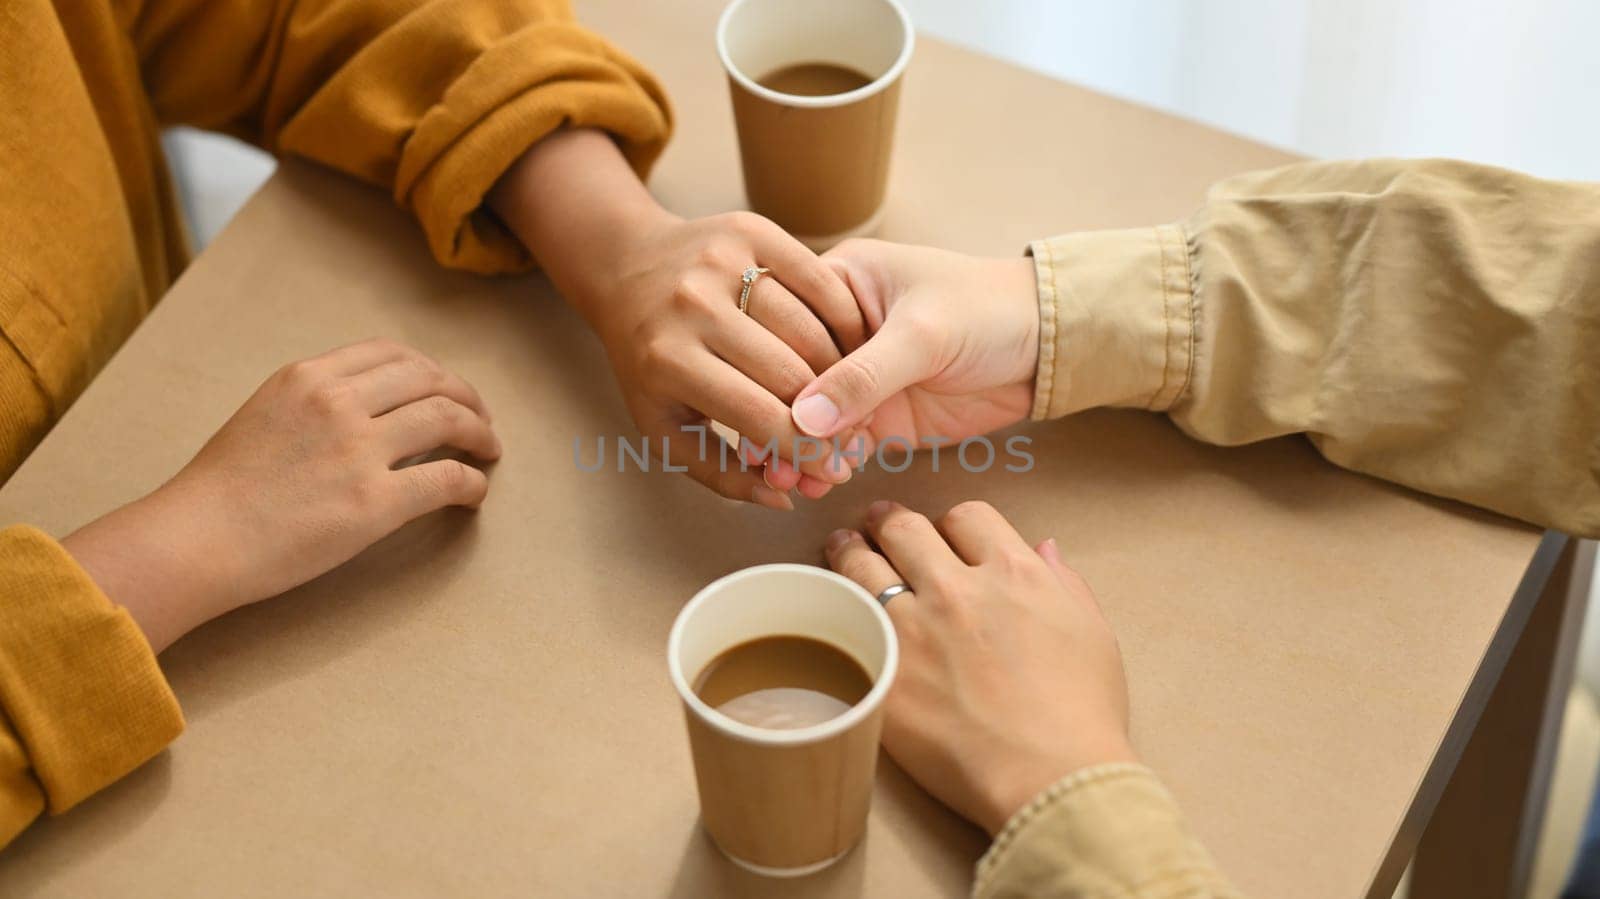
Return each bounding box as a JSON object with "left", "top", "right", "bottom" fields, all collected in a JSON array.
[
  {"left": 757, "top": 62, "right": 874, "bottom": 98},
  {"left": 695, "top": 635, "right": 872, "bottom": 730}
]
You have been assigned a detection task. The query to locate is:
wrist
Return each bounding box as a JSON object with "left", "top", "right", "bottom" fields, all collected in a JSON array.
[
  {"left": 60, "top": 482, "right": 242, "bottom": 653},
  {"left": 977, "top": 734, "right": 1139, "bottom": 835},
  {"left": 488, "top": 128, "right": 679, "bottom": 323},
  {"left": 990, "top": 255, "right": 1041, "bottom": 392},
  {"left": 567, "top": 204, "right": 682, "bottom": 334}
]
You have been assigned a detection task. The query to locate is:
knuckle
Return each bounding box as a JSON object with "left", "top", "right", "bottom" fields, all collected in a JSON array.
[
  {"left": 696, "top": 239, "right": 740, "bottom": 271},
  {"left": 879, "top": 509, "right": 929, "bottom": 539},
  {"left": 722, "top": 210, "right": 768, "bottom": 238},
  {"left": 277, "top": 358, "right": 320, "bottom": 389},
  {"left": 422, "top": 459, "right": 470, "bottom": 495},
  {"left": 942, "top": 500, "right": 995, "bottom": 525},
  {"left": 639, "top": 335, "right": 686, "bottom": 377},
  {"left": 669, "top": 281, "right": 713, "bottom": 315},
  {"left": 330, "top": 423, "right": 368, "bottom": 457},
  {"left": 306, "top": 380, "right": 351, "bottom": 416},
  {"left": 830, "top": 354, "right": 882, "bottom": 401},
  {"left": 345, "top": 474, "right": 388, "bottom": 516},
  {"left": 774, "top": 359, "right": 813, "bottom": 397},
  {"left": 423, "top": 395, "right": 465, "bottom": 426},
  {"left": 404, "top": 353, "right": 441, "bottom": 380}
]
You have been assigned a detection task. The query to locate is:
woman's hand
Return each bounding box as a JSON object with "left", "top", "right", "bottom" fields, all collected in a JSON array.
[
  {"left": 825, "top": 499, "right": 1135, "bottom": 835},
  {"left": 584, "top": 210, "right": 870, "bottom": 506},
  {"left": 763, "top": 239, "right": 1040, "bottom": 491},
  {"left": 63, "top": 339, "right": 501, "bottom": 652},
  {"left": 489, "top": 129, "right": 866, "bottom": 510}
]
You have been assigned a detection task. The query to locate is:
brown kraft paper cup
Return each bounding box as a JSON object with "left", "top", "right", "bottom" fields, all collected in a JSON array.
[
  {"left": 668, "top": 564, "right": 899, "bottom": 877},
  {"left": 717, "top": 0, "right": 914, "bottom": 250}
]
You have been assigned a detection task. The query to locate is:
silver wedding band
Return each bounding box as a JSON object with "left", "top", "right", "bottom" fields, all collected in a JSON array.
[
  {"left": 737, "top": 266, "right": 771, "bottom": 315},
  {"left": 876, "top": 584, "right": 910, "bottom": 606}
]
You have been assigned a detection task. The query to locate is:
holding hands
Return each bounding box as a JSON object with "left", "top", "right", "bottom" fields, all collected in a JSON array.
[
  {"left": 489, "top": 129, "right": 866, "bottom": 509},
  {"left": 764, "top": 239, "right": 1042, "bottom": 494},
  {"left": 490, "top": 129, "right": 1041, "bottom": 509}
]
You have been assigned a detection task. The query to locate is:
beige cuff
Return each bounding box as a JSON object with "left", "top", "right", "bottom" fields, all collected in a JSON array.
[
  {"left": 972, "top": 762, "right": 1237, "bottom": 899},
  {"left": 1028, "top": 225, "right": 1195, "bottom": 421}
]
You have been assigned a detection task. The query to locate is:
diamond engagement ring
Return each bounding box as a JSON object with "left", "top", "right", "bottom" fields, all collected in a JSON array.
[{"left": 737, "top": 266, "right": 771, "bottom": 315}]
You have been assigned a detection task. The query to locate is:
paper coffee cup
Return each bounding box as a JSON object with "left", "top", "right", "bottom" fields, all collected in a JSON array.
[
  {"left": 716, "top": 0, "right": 914, "bottom": 250},
  {"left": 668, "top": 563, "right": 899, "bottom": 876}
]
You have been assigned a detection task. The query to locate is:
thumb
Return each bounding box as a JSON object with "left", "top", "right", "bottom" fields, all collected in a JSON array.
[{"left": 792, "top": 319, "right": 935, "bottom": 438}]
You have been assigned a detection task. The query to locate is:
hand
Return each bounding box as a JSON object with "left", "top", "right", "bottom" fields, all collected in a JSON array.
[
  {"left": 586, "top": 211, "right": 872, "bottom": 505},
  {"left": 63, "top": 339, "right": 501, "bottom": 652},
  {"left": 489, "top": 129, "right": 866, "bottom": 509},
  {"left": 763, "top": 239, "right": 1040, "bottom": 491},
  {"left": 824, "top": 500, "right": 1135, "bottom": 835}
]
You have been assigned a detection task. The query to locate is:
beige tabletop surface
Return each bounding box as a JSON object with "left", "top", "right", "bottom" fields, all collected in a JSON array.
[{"left": 0, "top": 1, "right": 1546, "bottom": 896}]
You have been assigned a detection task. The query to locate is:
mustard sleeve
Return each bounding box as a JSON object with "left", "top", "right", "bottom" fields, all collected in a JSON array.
[
  {"left": 0, "top": 525, "right": 184, "bottom": 848},
  {"left": 124, "top": 0, "right": 673, "bottom": 274},
  {"left": 973, "top": 763, "right": 1240, "bottom": 898},
  {"left": 1030, "top": 159, "right": 1600, "bottom": 538}
]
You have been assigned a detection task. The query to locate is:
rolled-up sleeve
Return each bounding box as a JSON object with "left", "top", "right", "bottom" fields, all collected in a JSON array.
[
  {"left": 0, "top": 525, "right": 184, "bottom": 848},
  {"left": 1030, "top": 159, "right": 1600, "bottom": 538},
  {"left": 129, "top": 0, "right": 673, "bottom": 274},
  {"left": 973, "top": 763, "right": 1239, "bottom": 898}
]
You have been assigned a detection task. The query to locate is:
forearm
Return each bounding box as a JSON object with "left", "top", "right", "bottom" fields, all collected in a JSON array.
[
  {"left": 489, "top": 128, "right": 677, "bottom": 326},
  {"left": 132, "top": 0, "right": 671, "bottom": 274},
  {"left": 1030, "top": 159, "right": 1600, "bottom": 537}
]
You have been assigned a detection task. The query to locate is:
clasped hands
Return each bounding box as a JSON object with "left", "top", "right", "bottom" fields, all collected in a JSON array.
[{"left": 588, "top": 221, "right": 1043, "bottom": 509}]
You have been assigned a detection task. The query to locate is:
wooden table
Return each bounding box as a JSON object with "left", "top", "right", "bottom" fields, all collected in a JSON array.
[{"left": 0, "top": 2, "right": 1589, "bottom": 896}]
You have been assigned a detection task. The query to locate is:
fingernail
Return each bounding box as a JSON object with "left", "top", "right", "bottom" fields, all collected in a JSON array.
[
  {"left": 827, "top": 528, "right": 856, "bottom": 551},
  {"left": 823, "top": 451, "right": 854, "bottom": 485},
  {"left": 793, "top": 394, "right": 840, "bottom": 436},
  {"left": 752, "top": 484, "right": 794, "bottom": 511},
  {"left": 867, "top": 499, "right": 894, "bottom": 521}
]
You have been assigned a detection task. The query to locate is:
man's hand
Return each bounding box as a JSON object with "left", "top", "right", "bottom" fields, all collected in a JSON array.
[
  {"left": 64, "top": 339, "right": 500, "bottom": 652},
  {"left": 490, "top": 129, "right": 866, "bottom": 509},
  {"left": 763, "top": 239, "right": 1040, "bottom": 491},
  {"left": 826, "top": 500, "right": 1135, "bottom": 835}
]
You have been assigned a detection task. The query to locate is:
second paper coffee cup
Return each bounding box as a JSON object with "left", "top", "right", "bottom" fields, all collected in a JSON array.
[
  {"left": 668, "top": 563, "right": 898, "bottom": 876},
  {"left": 716, "top": 0, "right": 914, "bottom": 250}
]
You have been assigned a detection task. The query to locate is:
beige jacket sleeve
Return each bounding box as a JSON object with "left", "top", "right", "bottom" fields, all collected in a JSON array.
[
  {"left": 984, "top": 158, "right": 1600, "bottom": 898},
  {"left": 973, "top": 764, "right": 1239, "bottom": 898},
  {"left": 1029, "top": 158, "right": 1600, "bottom": 539}
]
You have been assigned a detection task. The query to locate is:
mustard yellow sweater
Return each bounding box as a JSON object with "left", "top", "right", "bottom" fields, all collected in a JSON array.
[{"left": 0, "top": 0, "right": 668, "bottom": 846}]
